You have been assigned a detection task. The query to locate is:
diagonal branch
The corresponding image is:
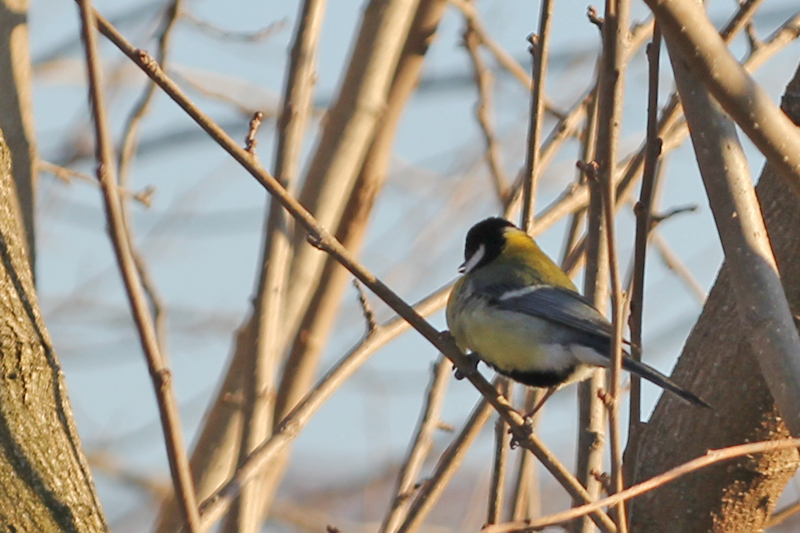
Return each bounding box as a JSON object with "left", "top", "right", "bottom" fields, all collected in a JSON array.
[
  {"left": 666, "top": 16, "right": 800, "bottom": 435},
  {"left": 645, "top": 0, "right": 800, "bottom": 189}
]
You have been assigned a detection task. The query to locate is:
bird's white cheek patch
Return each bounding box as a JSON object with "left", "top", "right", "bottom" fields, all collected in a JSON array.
[{"left": 462, "top": 244, "right": 486, "bottom": 274}]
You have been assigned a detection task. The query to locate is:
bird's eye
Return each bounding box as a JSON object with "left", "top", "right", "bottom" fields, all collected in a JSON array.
[{"left": 461, "top": 244, "right": 485, "bottom": 274}]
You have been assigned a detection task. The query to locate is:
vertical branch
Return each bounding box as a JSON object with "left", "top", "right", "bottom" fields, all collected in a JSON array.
[
  {"left": 599, "top": 149, "right": 627, "bottom": 533},
  {"left": 593, "top": 0, "right": 630, "bottom": 527},
  {"left": 117, "top": 0, "right": 183, "bottom": 184},
  {"left": 263, "top": 0, "right": 449, "bottom": 525},
  {"left": 516, "top": 1, "right": 553, "bottom": 517},
  {"left": 509, "top": 388, "right": 545, "bottom": 521},
  {"left": 118, "top": 0, "right": 184, "bottom": 358},
  {"left": 380, "top": 356, "right": 453, "bottom": 533},
  {"left": 521, "top": 0, "right": 554, "bottom": 229},
  {"left": 625, "top": 25, "right": 661, "bottom": 474},
  {"left": 395, "top": 395, "right": 496, "bottom": 533},
  {"left": 487, "top": 380, "right": 510, "bottom": 524},
  {"left": 156, "top": 0, "right": 328, "bottom": 529},
  {"left": 226, "top": 0, "right": 327, "bottom": 530},
  {"left": 572, "top": 68, "right": 605, "bottom": 533},
  {"left": 574, "top": 162, "right": 608, "bottom": 533},
  {"left": 75, "top": 1, "right": 200, "bottom": 531},
  {"left": 462, "top": 9, "right": 510, "bottom": 204}
]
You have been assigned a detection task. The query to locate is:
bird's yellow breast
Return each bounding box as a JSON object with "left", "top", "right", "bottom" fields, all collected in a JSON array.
[{"left": 447, "top": 281, "right": 579, "bottom": 376}]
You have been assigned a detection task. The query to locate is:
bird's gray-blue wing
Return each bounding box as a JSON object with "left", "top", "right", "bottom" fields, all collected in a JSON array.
[{"left": 484, "top": 284, "right": 613, "bottom": 340}]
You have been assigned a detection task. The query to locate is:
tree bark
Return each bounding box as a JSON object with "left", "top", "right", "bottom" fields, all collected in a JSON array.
[
  {"left": 0, "top": 129, "right": 107, "bottom": 531},
  {"left": 0, "top": 0, "right": 36, "bottom": 271},
  {"left": 628, "top": 62, "right": 800, "bottom": 533}
]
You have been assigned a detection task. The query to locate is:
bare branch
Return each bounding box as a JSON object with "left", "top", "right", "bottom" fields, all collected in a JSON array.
[
  {"left": 462, "top": 12, "right": 510, "bottom": 203},
  {"left": 354, "top": 280, "right": 379, "bottom": 335},
  {"left": 625, "top": 23, "right": 661, "bottom": 473},
  {"left": 38, "top": 160, "right": 155, "bottom": 206},
  {"left": 394, "top": 393, "right": 495, "bottom": 533},
  {"left": 667, "top": 22, "right": 800, "bottom": 434},
  {"left": 75, "top": 1, "right": 199, "bottom": 530},
  {"left": 645, "top": 0, "right": 800, "bottom": 189},
  {"left": 380, "top": 355, "right": 453, "bottom": 533},
  {"left": 520, "top": 0, "right": 553, "bottom": 229}
]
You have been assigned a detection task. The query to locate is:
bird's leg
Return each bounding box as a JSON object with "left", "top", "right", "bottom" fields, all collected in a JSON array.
[
  {"left": 454, "top": 351, "right": 480, "bottom": 380},
  {"left": 523, "top": 386, "right": 557, "bottom": 420}
]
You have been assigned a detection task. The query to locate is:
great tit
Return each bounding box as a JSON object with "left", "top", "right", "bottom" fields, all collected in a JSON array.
[{"left": 446, "top": 217, "right": 709, "bottom": 409}]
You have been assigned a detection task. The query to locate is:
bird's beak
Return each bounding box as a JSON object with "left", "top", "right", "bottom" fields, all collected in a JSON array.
[{"left": 458, "top": 262, "right": 466, "bottom": 274}]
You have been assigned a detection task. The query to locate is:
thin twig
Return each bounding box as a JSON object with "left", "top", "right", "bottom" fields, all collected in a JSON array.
[
  {"left": 649, "top": 232, "right": 706, "bottom": 303},
  {"left": 354, "top": 280, "right": 379, "bottom": 335},
  {"left": 488, "top": 380, "right": 511, "bottom": 524},
  {"left": 462, "top": 11, "right": 510, "bottom": 203},
  {"left": 575, "top": 159, "right": 609, "bottom": 533},
  {"left": 116, "top": 0, "right": 183, "bottom": 383},
  {"left": 447, "top": 0, "right": 564, "bottom": 119},
  {"left": 38, "top": 160, "right": 155, "bottom": 206},
  {"left": 396, "top": 390, "right": 497, "bottom": 533},
  {"left": 244, "top": 111, "right": 264, "bottom": 155},
  {"left": 572, "top": 78, "right": 605, "bottom": 533},
  {"left": 182, "top": 12, "right": 288, "bottom": 42},
  {"left": 594, "top": 0, "right": 630, "bottom": 526},
  {"left": 118, "top": 0, "right": 184, "bottom": 186},
  {"left": 380, "top": 355, "right": 453, "bottom": 533},
  {"left": 75, "top": 1, "right": 200, "bottom": 531},
  {"left": 626, "top": 23, "right": 661, "bottom": 483},
  {"left": 521, "top": 0, "right": 553, "bottom": 229},
  {"left": 509, "top": 388, "right": 545, "bottom": 521}
]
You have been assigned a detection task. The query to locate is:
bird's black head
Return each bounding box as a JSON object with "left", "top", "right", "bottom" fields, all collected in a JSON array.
[{"left": 461, "top": 217, "right": 516, "bottom": 273}]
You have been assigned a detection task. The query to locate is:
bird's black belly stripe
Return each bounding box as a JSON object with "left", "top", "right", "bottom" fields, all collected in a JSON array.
[{"left": 500, "top": 366, "right": 576, "bottom": 388}]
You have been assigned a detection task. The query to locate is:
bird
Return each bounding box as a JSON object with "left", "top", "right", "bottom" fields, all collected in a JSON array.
[{"left": 446, "top": 216, "right": 710, "bottom": 412}]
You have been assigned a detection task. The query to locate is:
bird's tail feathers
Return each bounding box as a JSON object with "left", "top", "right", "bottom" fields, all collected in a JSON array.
[{"left": 622, "top": 357, "right": 711, "bottom": 409}]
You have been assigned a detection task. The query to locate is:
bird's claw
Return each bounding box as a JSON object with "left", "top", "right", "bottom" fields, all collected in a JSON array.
[
  {"left": 454, "top": 352, "right": 480, "bottom": 380},
  {"left": 508, "top": 420, "right": 534, "bottom": 449}
]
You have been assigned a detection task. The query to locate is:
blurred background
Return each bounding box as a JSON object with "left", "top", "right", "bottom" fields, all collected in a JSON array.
[{"left": 24, "top": 0, "right": 800, "bottom": 530}]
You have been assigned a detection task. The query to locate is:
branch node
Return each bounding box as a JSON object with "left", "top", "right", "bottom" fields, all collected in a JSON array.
[
  {"left": 586, "top": 6, "right": 604, "bottom": 29},
  {"left": 305, "top": 233, "right": 323, "bottom": 249},
  {"left": 527, "top": 33, "right": 540, "bottom": 55},
  {"left": 576, "top": 159, "right": 600, "bottom": 181},
  {"left": 245, "top": 111, "right": 264, "bottom": 155},
  {"left": 155, "top": 368, "right": 172, "bottom": 389},
  {"left": 353, "top": 280, "right": 379, "bottom": 335},
  {"left": 591, "top": 469, "right": 613, "bottom": 495},
  {"left": 136, "top": 48, "right": 156, "bottom": 68}
]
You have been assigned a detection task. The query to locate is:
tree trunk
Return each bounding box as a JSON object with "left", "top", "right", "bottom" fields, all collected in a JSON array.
[
  {"left": 0, "top": 0, "right": 36, "bottom": 271},
  {"left": 0, "top": 129, "right": 107, "bottom": 531},
  {"left": 628, "top": 63, "right": 800, "bottom": 533}
]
